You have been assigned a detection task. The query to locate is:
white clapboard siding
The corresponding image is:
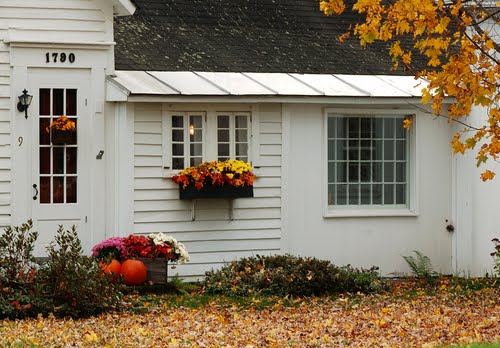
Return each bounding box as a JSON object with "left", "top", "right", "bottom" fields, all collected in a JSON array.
[
  {"left": 135, "top": 155, "right": 163, "bottom": 167},
  {"left": 0, "top": 120, "right": 10, "bottom": 132},
  {"left": 135, "top": 188, "right": 177, "bottom": 201},
  {"left": 133, "top": 103, "right": 283, "bottom": 279},
  {"left": 0, "top": 1, "right": 107, "bottom": 43},
  {"left": 135, "top": 197, "right": 281, "bottom": 211},
  {"left": 0, "top": 86, "right": 9, "bottom": 99},
  {"left": 0, "top": 54, "right": 9, "bottom": 68},
  {"left": 161, "top": 228, "right": 281, "bottom": 242},
  {"left": 134, "top": 218, "right": 282, "bottom": 233},
  {"left": 253, "top": 187, "right": 281, "bottom": 198},
  {"left": 186, "top": 249, "right": 278, "bottom": 264},
  {"left": 186, "top": 239, "right": 280, "bottom": 253},
  {"left": 0, "top": 181, "right": 9, "bottom": 195}
]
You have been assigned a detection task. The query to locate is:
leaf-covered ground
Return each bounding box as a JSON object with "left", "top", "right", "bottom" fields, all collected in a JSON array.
[{"left": 1, "top": 284, "right": 498, "bottom": 347}]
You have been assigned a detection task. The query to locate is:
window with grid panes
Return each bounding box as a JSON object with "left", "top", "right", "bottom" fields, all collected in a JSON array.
[
  {"left": 327, "top": 114, "right": 409, "bottom": 207},
  {"left": 217, "top": 113, "right": 250, "bottom": 162},
  {"left": 166, "top": 111, "right": 251, "bottom": 171},
  {"left": 39, "top": 88, "right": 78, "bottom": 204},
  {"left": 171, "top": 113, "right": 204, "bottom": 170}
]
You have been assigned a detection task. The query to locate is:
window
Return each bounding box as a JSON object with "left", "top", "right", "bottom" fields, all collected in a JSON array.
[
  {"left": 164, "top": 110, "right": 252, "bottom": 172},
  {"left": 39, "top": 88, "right": 78, "bottom": 204},
  {"left": 217, "top": 113, "right": 250, "bottom": 162},
  {"left": 327, "top": 113, "right": 411, "bottom": 210},
  {"left": 170, "top": 113, "right": 204, "bottom": 170}
]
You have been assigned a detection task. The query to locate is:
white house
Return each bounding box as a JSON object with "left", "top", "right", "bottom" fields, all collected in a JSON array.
[{"left": 1, "top": 0, "right": 496, "bottom": 280}]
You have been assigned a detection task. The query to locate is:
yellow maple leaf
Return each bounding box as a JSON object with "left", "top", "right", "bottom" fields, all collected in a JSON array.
[
  {"left": 402, "top": 119, "right": 413, "bottom": 129},
  {"left": 480, "top": 170, "right": 495, "bottom": 181},
  {"left": 84, "top": 330, "right": 98, "bottom": 343}
]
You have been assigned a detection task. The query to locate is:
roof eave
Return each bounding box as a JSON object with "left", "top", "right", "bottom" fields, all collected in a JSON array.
[
  {"left": 124, "top": 94, "right": 431, "bottom": 105},
  {"left": 113, "top": 0, "right": 136, "bottom": 16}
]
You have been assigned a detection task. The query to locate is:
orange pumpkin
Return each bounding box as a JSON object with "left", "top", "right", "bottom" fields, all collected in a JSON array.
[
  {"left": 120, "top": 259, "right": 147, "bottom": 285},
  {"left": 100, "top": 259, "right": 122, "bottom": 279}
]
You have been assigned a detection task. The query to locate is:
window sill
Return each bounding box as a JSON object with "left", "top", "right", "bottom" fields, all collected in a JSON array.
[
  {"left": 324, "top": 208, "right": 418, "bottom": 218},
  {"left": 162, "top": 168, "right": 176, "bottom": 179}
]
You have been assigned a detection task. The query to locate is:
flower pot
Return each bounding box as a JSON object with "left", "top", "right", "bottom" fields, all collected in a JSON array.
[
  {"left": 120, "top": 259, "right": 147, "bottom": 285},
  {"left": 51, "top": 130, "right": 76, "bottom": 145},
  {"left": 138, "top": 258, "right": 169, "bottom": 284},
  {"left": 179, "top": 184, "right": 254, "bottom": 200}
]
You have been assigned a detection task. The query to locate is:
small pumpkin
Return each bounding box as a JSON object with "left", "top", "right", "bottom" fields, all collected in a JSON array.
[
  {"left": 120, "top": 259, "right": 147, "bottom": 285},
  {"left": 100, "top": 259, "right": 122, "bottom": 280}
]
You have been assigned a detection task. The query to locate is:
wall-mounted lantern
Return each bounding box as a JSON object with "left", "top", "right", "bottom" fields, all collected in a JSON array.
[{"left": 17, "top": 89, "right": 33, "bottom": 119}]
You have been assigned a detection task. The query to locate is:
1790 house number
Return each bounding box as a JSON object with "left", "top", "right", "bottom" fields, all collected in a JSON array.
[{"left": 45, "top": 52, "right": 76, "bottom": 63}]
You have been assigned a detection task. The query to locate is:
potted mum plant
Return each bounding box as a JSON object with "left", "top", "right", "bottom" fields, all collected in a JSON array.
[
  {"left": 46, "top": 115, "right": 76, "bottom": 145},
  {"left": 172, "top": 159, "right": 256, "bottom": 199},
  {"left": 91, "top": 237, "right": 127, "bottom": 279},
  {"left": 92, "top": 233, "right": 190, "bottom": 285},
  {"left": 122, "top": 233, "right": 190, "bottom": 285}
]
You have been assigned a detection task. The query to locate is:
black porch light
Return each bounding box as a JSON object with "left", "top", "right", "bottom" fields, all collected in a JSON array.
[{"left": 17, "top": 89, "right": 33, "bottom": 119}]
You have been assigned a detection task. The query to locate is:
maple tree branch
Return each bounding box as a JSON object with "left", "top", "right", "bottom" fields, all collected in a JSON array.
[
  {"left": 460, "top": 8, "right": 500, "bottom": 65},
  {"left": 404, "top": 100, "right": 482, "bottom": 131},
  {"left": 473, "top": 8, "right": 500, "bottom": 26},
  {"left": 463, "top": 28, "right": 500, "bottom": 67}
]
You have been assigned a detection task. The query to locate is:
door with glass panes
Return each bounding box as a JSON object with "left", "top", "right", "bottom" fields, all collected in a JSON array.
[{"left": 29, "top": 69, "right": 90, "bottom": 255}]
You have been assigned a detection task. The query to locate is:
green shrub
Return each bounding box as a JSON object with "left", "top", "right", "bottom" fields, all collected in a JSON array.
[
  {"left": 0, "top": 284, "right": 40, "bottom": 319},
  {"left": 0, "top": 220, "right": 42, "bottom": 318},
  {"left": 203, "top": 254, "right": 386, "bottom": 297},
  {"left": 36, "top": 225, "right": 125, "bottom": 317},
  {"left": 0, "top": 219, "right": 38, "bottom": 286},
  {"left": 0, "top": 222, "right": 124, "bottom": 318}
]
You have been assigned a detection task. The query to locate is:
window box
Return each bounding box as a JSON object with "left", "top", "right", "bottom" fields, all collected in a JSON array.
[
  {"left": 179, "top": 183, "right": 254, "bottom": 200},
  {"left": 173, "top": 159, "right": 256, "bottom": 200}
]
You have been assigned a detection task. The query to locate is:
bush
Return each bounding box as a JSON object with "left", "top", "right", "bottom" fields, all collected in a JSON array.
[
  {"left": 36, "top": 225, "right": 125, "bottom": 317},
  {"left": 0, "top": 222, "right": 124, "bottom": 319},
  {"left": 203, "top": 254, "right": 386, "bottom": 297},
  {"left": 0, "top": 220, "right": 42, "bottom": 318},
  {"left": 0, "top": 219, "right": 38, "bottom": 286}
]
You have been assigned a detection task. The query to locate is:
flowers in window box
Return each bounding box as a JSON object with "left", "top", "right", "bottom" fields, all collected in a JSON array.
[
  {"left": 91, "top": 237, "right": 127, "bottom": 262},
  {"left": 45, "top": 115, "right": 76, "bottom": 133},
  {"left": 172, "top": 159, "right": 256, "bottom": 190}
]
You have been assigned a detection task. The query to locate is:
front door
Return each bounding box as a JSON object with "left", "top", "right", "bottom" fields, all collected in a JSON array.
[{"left": 29, "top": 69, "right": 90, "bottom": 255}]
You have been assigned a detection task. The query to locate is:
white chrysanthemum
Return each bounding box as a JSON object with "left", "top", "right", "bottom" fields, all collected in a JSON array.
[
  {"left": 175, "top": 242, "right": 190, "bottom": 264},
  {"left": 148, "top": 232, "right": 190, "bottom": 263}
]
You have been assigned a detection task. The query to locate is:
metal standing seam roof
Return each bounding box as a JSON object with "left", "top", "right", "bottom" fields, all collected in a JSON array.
[{"left": 108, "top": 71, "right": 426, "bottom": 98}]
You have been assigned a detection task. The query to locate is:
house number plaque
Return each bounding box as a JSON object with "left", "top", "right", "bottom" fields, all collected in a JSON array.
[{"left": 45, "top": 52, "right": 76, "bottom": 64}]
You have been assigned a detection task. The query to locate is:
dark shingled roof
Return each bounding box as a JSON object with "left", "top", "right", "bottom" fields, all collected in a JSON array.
[{"left": 114, "top": 0, "right": 421, "bottom": 75}]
